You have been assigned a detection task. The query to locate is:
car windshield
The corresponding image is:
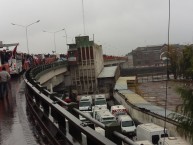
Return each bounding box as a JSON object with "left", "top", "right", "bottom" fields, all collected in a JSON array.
[
  {"left": 95, "top": 100, "right": 106, "bottom": 105},
  {"left": 79, "top": 101, "right": 91, "bottom": 107},
  {"left": 122, "top": 121, "right": 134, "bottom": 127}
]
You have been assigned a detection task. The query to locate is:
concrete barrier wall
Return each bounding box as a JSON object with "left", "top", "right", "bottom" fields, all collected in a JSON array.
[
  {"left": 114, "top": 91, "right": 180, "bottom": 137},
  {"left": 35, "top": 67, "right": 67, "bottom": 84}
]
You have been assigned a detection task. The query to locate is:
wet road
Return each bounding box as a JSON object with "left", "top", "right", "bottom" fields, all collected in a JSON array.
[{"left": 0, "top": 75, "right": 39, "bottom": 145}]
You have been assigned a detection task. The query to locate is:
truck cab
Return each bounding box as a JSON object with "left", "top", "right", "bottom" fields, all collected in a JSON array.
[
  {"left": 79, "top": 95, "right": 92, "bottom": 111},
  {"left": 94, "top": 94, "right": 107, "bottom": 109},
  {"left": 117, "top": 115, "right": 136, "bottom": 137}
]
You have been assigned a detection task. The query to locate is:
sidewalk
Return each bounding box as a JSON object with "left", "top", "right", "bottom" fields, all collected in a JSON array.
[{"left": 0, "top": 78, "right": 38, "bottom": 145}]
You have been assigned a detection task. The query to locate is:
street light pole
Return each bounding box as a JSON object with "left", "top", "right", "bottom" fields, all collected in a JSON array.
[
  {"left": 62, "top": 29, "right": 68, "bottom": 48},
  {"left": 11, "top": 20, "right": 40, "bottom": 54},
  {"left": 43, "top": 28, "right": 65, "bottom": 53}
]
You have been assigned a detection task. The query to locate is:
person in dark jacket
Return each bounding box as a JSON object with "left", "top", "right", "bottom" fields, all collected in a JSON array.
[{"left": 0, "top": 67, "right": 11, "bottom": 99}]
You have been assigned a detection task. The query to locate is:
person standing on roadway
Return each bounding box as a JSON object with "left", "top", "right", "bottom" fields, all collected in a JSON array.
[{"left": 0, "top": 66, "right": 11, "bottom": 99}]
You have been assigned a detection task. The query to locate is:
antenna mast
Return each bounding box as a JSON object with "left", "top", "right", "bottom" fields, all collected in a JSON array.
[
  {"left": 164, "top": 0, "right": 171, "bottom": 135},
  {"left": 82, "top": 0, "right": 86, "bottom": 35}
]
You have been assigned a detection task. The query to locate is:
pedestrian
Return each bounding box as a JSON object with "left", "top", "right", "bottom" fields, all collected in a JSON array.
[{"left": 0, "top": 66, "right": 11, "bottom": 99}]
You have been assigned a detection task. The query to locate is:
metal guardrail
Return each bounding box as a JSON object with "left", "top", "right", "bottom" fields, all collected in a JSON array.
[{"left": 115, "top": 90, "right": 180, "bottom": 126}]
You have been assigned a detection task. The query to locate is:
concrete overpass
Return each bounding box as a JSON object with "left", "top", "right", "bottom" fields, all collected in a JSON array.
[
  {"left": 104, "top": 59, "right": 127, "bottom": 66},
  {"left": 32, "top": 61, "right": 70, "bottom": 92},
  {"left": 24, "top": 61, "right": 190, "bottom": 144}
]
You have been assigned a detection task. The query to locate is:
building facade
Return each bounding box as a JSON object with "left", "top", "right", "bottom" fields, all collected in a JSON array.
[
  {"left": 67, "top": 36, "right": 104, "bottom": 94},
  {"left": 132, "top": 45, "right": 167, "bottom": 67}
]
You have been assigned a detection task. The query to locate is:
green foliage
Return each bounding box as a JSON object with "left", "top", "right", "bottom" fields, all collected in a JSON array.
[
  {"left": 174, "top": 85, "right": 193, "bottom": 143},
  {"left": 181, "top": 45, "right": 193, "bottom": 79},
  {"left": 167, "top": 45, "right": 183, "bottom": 79}
]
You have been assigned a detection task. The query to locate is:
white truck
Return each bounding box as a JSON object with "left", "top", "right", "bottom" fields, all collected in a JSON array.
[
  {"left": 117, "top": 115, "right": 136, "bottom": 137},
  {"left": 95, "top": 110, "right": 116, "bottom": 136},
  {"left": 158, "top": 137, "right": 190, "bottom": 145},
  {"left": 94, "top": 94, "right": 107, "bottom": 109},
  {"left": 92, "top": 105, "right": 108, "bottom": 119},
  {"left": 95, "top": 110, "right": 116, "bottom": 125},
  {"left": 136, "top": 123, "right": 169, "bottom": 145},
  {"left": 79, "top": 95, "right": 93, "bottom": 111}
]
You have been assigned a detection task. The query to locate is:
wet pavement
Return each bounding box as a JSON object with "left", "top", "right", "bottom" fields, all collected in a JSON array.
[{"left": 0, "top": 75, "right": 39, "bottom": 145}]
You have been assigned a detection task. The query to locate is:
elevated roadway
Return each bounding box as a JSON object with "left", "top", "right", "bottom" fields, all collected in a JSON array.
[{"left": 24, "top": 61, "right": 189, "bottom": 144}]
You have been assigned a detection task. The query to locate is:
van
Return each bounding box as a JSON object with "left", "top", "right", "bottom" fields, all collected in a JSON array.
[
  {"left": 94, "top": 94, "right": 107, "bottom": 108},
  {"left": 79, "top": 95, "right": 92, "bottom": 111},
  {"left": 93, "top": 105, "right": 108, "bottom": 119},
  {"left": 158, "top": 137, "right": 190, "bottom": 145},
  {"left": 136, "top": 123, "right": 168, "bottom": 145},
  {"left": 95, "top": 110, "right": 116, "bottom": 125},
  {"left": 135, "top": 140, "right": 153, "bottom": 145},
  {"left": 117, "top": 115, "right": 136, "bottom": 137},
  {"left": 110, "top": 105, "right": 127, "bottom": 118},
  {"left": 95, "top": 110, "right": 117, "bottom": 136}
]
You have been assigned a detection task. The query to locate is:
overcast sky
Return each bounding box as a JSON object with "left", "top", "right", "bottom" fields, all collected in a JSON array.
[{"left": 1, "top": 0, "right": 193, "bottom": 56}]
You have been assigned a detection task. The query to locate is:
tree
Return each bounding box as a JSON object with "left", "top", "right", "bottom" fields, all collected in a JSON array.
[
  {"left": 181, "top": 45, "right": 193, "bottom": 79},
  {"left": 166, "top": 45, "right": 183, "bottom": 79},
  {"left": 174, "top": 85, "right": 193, "bottom": 144}
]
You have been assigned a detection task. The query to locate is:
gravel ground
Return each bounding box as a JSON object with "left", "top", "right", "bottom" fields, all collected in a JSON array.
[{"left": 137, "top": 80, "right": 184, "bottom": 112}]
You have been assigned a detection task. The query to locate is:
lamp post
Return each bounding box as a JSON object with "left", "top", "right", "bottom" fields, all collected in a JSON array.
[
  {"left": 11, "top": 20, "right": 40, "bottom": 54},
  {"left": 62, "top": 29, "right": 68, "bottom": 46},
  {"left": 43, "top": 28, "right": 66, "bottom": 53},
  {"left": 160, "top": 51, "right": 170, "bottom": 80}
]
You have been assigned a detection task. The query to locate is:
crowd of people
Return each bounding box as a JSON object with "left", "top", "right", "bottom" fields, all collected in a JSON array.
[{"left": 0, "top": 52, "right": 67, "bottom": 100}]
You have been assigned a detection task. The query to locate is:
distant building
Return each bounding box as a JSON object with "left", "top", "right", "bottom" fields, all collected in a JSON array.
[
  {"left": 132, "top": 44, "right": 167, "bottom": 67},
  {"left": 67, "top": 36, "right": 104, "bottom": 94},
  {"left": 97, "top": 66, "right": 120, "bottom": 96},
  {"left": 127, "top": 53, "right": 133, "bottom": 68},
  {"left": 103, "top": 55, "right": 128, "bottom": 68}
]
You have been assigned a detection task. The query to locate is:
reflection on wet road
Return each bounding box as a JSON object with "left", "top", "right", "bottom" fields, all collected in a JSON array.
[{"left": 0, "top": 75, "right": 39, "bottom": 145}]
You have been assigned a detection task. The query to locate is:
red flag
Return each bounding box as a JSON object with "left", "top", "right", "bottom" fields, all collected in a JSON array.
[{"left": 12, "top": 43, "right": 19, "bottom": 58}]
